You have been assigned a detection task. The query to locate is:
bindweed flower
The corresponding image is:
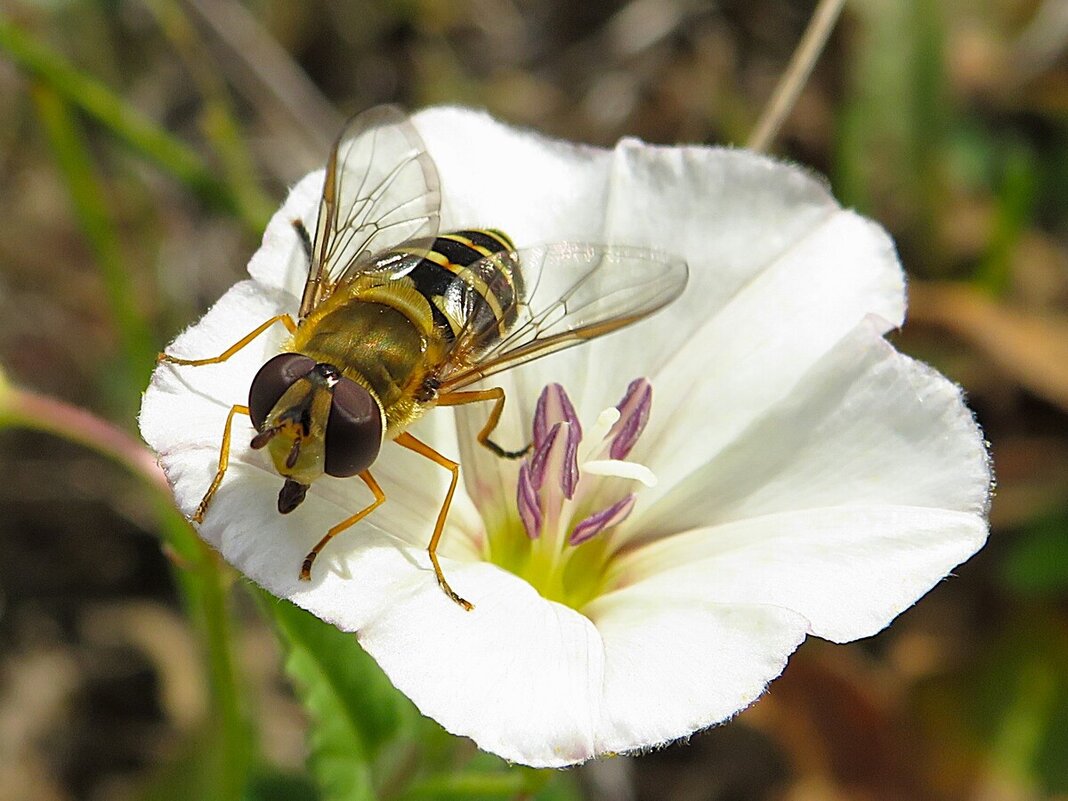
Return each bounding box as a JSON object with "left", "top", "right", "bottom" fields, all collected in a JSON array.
[{"left": 140, "top": 108, "right": 991, "bottom": 768}]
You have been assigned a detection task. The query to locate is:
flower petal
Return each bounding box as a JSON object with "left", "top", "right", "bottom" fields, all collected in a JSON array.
[
  {"left": 633, "top": 210, "right": 905, "bottom": 498},
  {"left": 205, "top": 509, "right": 611, "bottom": 767},
  {"left": 192, "top": 478, "right": 607, "bottom": 769},
  {"left": 630, "top": 317, "right": 991, "bottom": 542},
  {"left": 246, "top": 173, "right": 323, "bottom": 299},
  {"left": 583, "top": 589, "right": 809, "bottom": 754},
  {"left": 246, "top": 525, "right": 809, "bottom": 768},
  {"left": 566, "top": 143, "right": 904, "bottom": 430},
  {"left": 412, "top": 107, "right": 614, "bottom": 246},
  {"left": 351, "top": 555, "right": 605, "bottom": 768},
  {"left": 416, "top": 112, "right": 902, "bottom": 521},
  {"left": 607, "top": 505, "right": 986, "bottom": 643},
  {"left": 140, "top": 280, "right": 295, "bottom": 458}
]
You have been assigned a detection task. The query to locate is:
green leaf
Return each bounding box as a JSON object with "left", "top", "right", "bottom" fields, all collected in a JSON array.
[{"left": 263, "top": 593, "right": 420, "bottom": 801}]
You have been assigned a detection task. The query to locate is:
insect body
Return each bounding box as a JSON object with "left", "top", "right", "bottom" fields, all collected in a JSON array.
[
  {"left": 291, "top": 227, "right": 521, "bottom": 441},
  {"left": 159, "top": 105, "right": 687, "bottom": 610}
]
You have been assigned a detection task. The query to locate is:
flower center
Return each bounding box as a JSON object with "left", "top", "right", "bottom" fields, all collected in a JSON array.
[{"left": 484, "top": 379, "right": 656, "bottom": 610}]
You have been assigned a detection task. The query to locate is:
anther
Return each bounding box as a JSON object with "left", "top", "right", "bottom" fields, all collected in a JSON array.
[
  {"left": 608, "top": 378, "right": 652, "bottom": 460},
  {"left": 533, "top": 383, "right": 582, "bottom": 448},
  {"left": 569, "top": 493, "right": 637, "bottom": 546},
  {"left": 529, "top": 422, "right": 579, "bottom": 499},
  {"left": 517, "top": 462, "right": 542, "bottom": 539}
]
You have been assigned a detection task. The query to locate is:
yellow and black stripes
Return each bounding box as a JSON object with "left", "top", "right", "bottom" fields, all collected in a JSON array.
[{"left": 405, "top": 229, "right": 523, "bottom": 350}]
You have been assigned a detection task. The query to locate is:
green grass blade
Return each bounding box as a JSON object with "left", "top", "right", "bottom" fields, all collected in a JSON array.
[
  {"left": 30, "top": 83, "right": 158, "bottom": 390},
  {"left": 0, "top": 14, "right": 266, "bottom": 232},
  {"left": 141, "top": 0, "right": 275, "bottom": 229},
  {"left": 974, "top": 142, "right": 1038, "bottom": 296}
]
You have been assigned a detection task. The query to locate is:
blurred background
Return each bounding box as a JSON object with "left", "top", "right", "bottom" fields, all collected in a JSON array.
[{"left": 1, "top": 1, "right": 1067, "bottom": 799}]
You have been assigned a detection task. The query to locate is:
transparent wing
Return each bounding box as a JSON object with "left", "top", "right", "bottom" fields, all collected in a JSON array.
[
  {"left": 299, "top": 105, "right": 440, "bottom": 318},
  {"left": 437, "top": 243, "right": 688, "bottom": 391}
]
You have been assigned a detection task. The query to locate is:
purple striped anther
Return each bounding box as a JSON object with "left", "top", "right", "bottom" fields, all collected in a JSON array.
[
  {"left": 569, "top": 494, "right": 637, "bottom": 546},
  {"left": 514, "top": 380, "right": 654, "bottom": 550},
  {"left": 517, "top": 462, "right": 542, "bottom": 539},
  {"left": 533, "top": 383, "right": 582, "bottom": 448},
  {"left": 528, "top": 421, "right": 580, "bottom": 499},
  {"left": 608, "top": 378, "right": 652, "bottom": 460}
]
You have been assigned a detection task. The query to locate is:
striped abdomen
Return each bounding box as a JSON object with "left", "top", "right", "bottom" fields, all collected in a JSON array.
[{"left": 405, "top": 229, "right": 523, "bottom": 352}]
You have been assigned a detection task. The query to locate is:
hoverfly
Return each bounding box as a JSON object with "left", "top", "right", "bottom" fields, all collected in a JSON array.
[{"left": 159, "top": 106, "right": 687, "bottom": 610}]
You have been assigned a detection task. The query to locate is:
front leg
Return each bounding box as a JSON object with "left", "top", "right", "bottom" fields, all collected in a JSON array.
[
  {"left": 300, "top": 471, "right": 386, "bottom": 580},
  {"left": 194, "top": 404, "right": 251, "bottom": 523},
  {"left": 159, "top": 315, "right": 297, "bottom": 367}
]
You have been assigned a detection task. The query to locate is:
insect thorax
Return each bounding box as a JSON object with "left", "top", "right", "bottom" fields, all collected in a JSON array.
[{"left": 288, "top": 229, "right": 519, "bottom": 435}]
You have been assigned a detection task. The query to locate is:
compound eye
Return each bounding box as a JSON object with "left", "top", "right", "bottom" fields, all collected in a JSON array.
[
  {"left": 248, "top": 353, "right": 316, "bottom": 430},
  {"left": 324, "top": 378, "right": 383, "bottom": 477}
]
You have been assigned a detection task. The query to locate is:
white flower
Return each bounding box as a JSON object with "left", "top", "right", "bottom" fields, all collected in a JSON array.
[{"left": 140, "top": 108, "right": 991, "bottom": 768}]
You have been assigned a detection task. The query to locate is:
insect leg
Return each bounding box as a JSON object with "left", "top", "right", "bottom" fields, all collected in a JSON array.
[
  {"left": 292, "top": 219, "right": 313, "bottom": 263},
  {"left": 158, "top": 314, "right": 298, "bottom": 367},
  {"left": 435, "top": 387, "right": 530, "bottom": 459},
  {"left": 300, "top": 470, "right": 385, "bottom": 581},
  {"left": 393, "top": 432, "right": 474, "bottom": 611},
  {"left": 194, "top": 404, "right": 251, "bottom": 523}
]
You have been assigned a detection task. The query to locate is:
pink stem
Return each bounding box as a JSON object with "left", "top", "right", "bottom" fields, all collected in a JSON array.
[{"left": 1, "top": 385, "right": 169, "bottom": 494}]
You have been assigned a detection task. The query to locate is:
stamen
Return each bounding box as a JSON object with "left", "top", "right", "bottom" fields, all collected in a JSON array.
[
  {"left": 581, "top": 407, "right": 621, "bottom": 463},
  {"left": 516, "top": 462, "right": 542, "bottom": 539},
  {"left": 528, "top": 421, "right": 580, "bottom": 499},
  {"left": 569, "top": 494, "right": 637, "bottom": 546},
  {"left": 533, "top": 383, "right": 582, "bottom": 448},
  {"left": 582, "top": 459, "right": 657, "bottom": 487},
  {"left": 528, "top": 423, "right": 557, "bottom": 489},
  {"left": 497, "top": 378, "right": 658, "bottom": 607},
  {"left": 608, "top": 378, "right": 652, "bottom": 460}
]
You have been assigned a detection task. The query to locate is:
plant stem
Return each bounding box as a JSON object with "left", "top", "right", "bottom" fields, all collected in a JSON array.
[
  {"left": 0, "top": 376, "right": 253, "bottom": 799},
  {"left": 747, "top": 0, "right": 847, "bottom": 153},
  {"left": 0, "top": 381, "right": 166, "bottom": 492},
  {"left": 170, "top": 535, "right": 253, "bottom": 801}
]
